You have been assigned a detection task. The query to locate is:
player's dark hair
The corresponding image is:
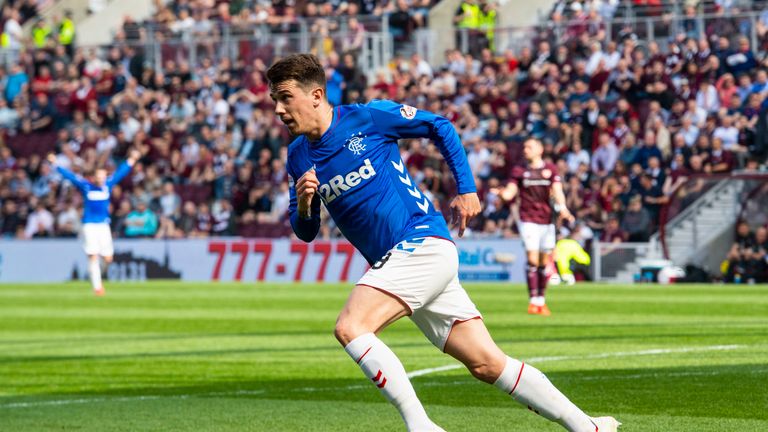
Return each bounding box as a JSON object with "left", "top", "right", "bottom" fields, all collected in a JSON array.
[{"left": 266, "top": 53, "right": 326, "bottom": 94}]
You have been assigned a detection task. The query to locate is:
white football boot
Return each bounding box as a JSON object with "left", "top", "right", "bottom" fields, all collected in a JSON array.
[{"left": 591, "top": 416, "right": 622, "bottom": 431}]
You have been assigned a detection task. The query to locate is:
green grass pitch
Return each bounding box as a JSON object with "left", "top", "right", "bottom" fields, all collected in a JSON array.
[{"left": 1, "top": 281, "right": 766, "bottom": 431}]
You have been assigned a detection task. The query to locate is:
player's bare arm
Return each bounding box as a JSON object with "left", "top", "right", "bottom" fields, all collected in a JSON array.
[
  {"left": 490, "top": 182, "right": 519, "bottom": 203},
  {"left": 126, "top": 149, "right": 141, "bottom": 166},
  {"left": 450, "top": 192, "right": 481, "bottom": 237},
  {"left": 551, "top": 181, "right": 574, "bottom": 223}
]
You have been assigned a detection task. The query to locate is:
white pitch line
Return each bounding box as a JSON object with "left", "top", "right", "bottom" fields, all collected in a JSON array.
[
  {"left": 0, "top": 344, "right": 748, "bottom": 410},
  {"left": 406, "top": 344, "right": 745, "bottom": 378},
  {"left": 406, "top": 364, "right": 462, "bottom": 378},
  {"left": 0, "top": 390, "right": 266, "bottom": 409},
  {"left": 578, "top": 367, "right": 768, "bottom": 381}
]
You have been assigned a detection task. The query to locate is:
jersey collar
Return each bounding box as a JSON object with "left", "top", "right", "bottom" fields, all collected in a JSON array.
[{"left": 310, "top": 106, "right": 339, "bottom": 147}]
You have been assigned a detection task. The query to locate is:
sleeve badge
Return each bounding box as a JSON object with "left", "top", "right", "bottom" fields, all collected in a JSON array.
[{"left": 399, "top": 104, "right": 417, "bottom": 120}]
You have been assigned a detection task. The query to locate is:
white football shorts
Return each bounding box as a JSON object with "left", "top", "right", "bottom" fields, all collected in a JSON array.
[
  {"left": 518, "top": 221, "right": 556, "bottom": 252},
  {"left": 82, "top": 223, "right": 114, "bottom": 257},
  {"left": 357, "top": 236, "right": 482, "bottom": 351}
]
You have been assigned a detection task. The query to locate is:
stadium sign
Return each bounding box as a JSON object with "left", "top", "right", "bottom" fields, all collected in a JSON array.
[{"left": 0, "top": 238, "right": 525, "bottom": 283}]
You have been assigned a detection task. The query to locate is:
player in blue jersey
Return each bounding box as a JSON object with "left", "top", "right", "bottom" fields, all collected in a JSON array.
[
  {"left": 47, "top": 151, "right": 140, "bottom": 296},
  {"left": 268, "top": 54, "right": 619, "bottom": 432}
]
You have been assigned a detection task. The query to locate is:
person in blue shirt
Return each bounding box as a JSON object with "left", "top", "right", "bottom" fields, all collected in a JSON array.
[
  {"left": 47, "top": 150, "right": 139, "bottom": 296},
  {"left": 4, "top": 63, "right": 28, "bottom": 103},
  {"left": 123, "top": 201, "right": 159, "bottom": 238},
  {"left": 267, "top": 54, "right": 619, "bottom": 432}
]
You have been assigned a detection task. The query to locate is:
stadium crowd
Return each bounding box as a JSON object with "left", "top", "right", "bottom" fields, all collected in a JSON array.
[
  {"left": 725, "top": 220, "right": 768, "bottom": 283},
  {"left": 1, "top": 0, "right": 768, "bottom": 282}
]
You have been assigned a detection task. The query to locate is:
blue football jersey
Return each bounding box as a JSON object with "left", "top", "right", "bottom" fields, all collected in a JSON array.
[
  {"left": 287, "top": 100, "right": 476, "bottom": 264},
  {"left": 57, "top": 163, "right": 132, "bottom": 224}
]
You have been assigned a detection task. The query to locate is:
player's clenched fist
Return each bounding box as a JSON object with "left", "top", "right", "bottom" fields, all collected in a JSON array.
[{"left": 296, "top": 168, "right": 319, "bottom": 219}]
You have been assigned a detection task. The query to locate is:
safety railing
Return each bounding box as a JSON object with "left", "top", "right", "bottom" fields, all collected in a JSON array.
[
  {"left": 592, "top": 241, "right": 658, "bottom": 282},
  {"left": 656, "top": 172, "right": 768, "bottom": 259},
  {"left": 417, "top": 9, "right": 768, "bottom": 61}
]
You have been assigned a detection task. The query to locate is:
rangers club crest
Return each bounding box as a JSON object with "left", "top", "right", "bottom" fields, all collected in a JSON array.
[
  {"left": 345, "top": 132, "right": 366, "bottom": 156},
  {"left": 400, "top": 104, "right": 417, "bottom": 119}
]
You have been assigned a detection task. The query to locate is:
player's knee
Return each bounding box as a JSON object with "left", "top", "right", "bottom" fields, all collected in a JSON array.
[
  {"left": 333, "top": 318, "right": 364, "bottom": 346},
  {"left": 467, "top": 356, "right": 506, "bottom": 383}
]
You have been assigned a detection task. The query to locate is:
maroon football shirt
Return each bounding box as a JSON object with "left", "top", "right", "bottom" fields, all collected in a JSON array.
[{"left": 510, "top": 162, "right": 560, "bottom": 224}]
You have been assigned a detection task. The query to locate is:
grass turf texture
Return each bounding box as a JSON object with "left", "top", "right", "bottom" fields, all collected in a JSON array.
[{"left": 0, "top": 282, "right": 766, "bottom": 431}]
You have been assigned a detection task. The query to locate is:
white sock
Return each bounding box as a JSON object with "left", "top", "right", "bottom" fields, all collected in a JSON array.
[
  {"left": 531, "top": 296, "right": 545, "bottom": 306},
  {"left": 494, "top": 357, "right": 595, "bottom": 432},
  {"left": 89, "top": 259, "right": 102, "bottom": 291},
  {"left": 344, "top": 333, "right": 436, "bottom": 431}
]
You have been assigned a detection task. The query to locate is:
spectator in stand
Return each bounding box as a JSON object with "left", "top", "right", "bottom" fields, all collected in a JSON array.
[
  {"left": 708, "top": 137, "right": 735, "bottom": 173},
  {"left": 158, "top": 181, "right": 181, "bottom": 220},
  {"left": 56, "top": 199, "right": 81, "bottom": 237},
  {"left": 725, "top": 222, "right": 766, "bottom": 283},
  {"left": 0, "top": 200, "right": 22, "bottom": 238},
  {"left": 600, "top": 215, "right": 627, "bottom": 243},
  {"left": 635, "top": 130, "right": 663, "bottom": 169},
  {"left": 24, "top": 199, "right": 54, "bottom": 238},
  {"left": 124, "top": 201, "right": 158, "bottom": 238},
  {"left": 621, "top": 195, "right": 653, "bottom": 242},
  {"left": 2, "top": 0, "right": 768, "bottom": 249},
  {"left": 56, "top": 10, "right": 76, "bottom": 55},
  {"left": 0, "top": 97, "right": 20, "bottom": 129},
  {"left": 637, "top": 173, "right": 666, "bottom": 222},
  {"left": 591, "top": 132, "right": 618, "bottom": 177},
  {"left": 726, "top": 37, "right": 758, "bottom": 76},
  {"left": 753, "top": 227, "right": 768, "bottom": 282},
  {"left": 211, "top": 199, "right": 234, "bottom": 236},
  {"left": 194, "top": 202, "right": 212, "bottom": 237},
  {"left": 176, "top": 201, "right": 198, "bottom": 236},
  {"left": 713, "top": 114, "right": 740, "bottom": 150},
  {"left": 2, "top": 8, "right": 24, "bottom": 60},
  {"left": 4, "top": 63, "right": 29, "bottom": 104},
  {"left": 565, "top": 140, "right": 590, "bottom": 174}
]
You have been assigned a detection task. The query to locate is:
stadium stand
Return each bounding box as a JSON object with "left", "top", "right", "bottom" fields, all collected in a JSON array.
[{"left": 0, "top": 0, "right": 767, "bottom": 281}]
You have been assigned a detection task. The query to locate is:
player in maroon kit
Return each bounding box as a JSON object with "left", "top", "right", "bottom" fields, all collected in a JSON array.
[{"left": 493, "top": 138, "right": 574, "bottom": 315}]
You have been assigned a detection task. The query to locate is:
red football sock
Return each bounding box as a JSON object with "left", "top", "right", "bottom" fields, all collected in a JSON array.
[
  {"left": 538, "top": 266, "right": 548, "bottom": 298},
  {"left": 526, "top": 264, "right": 539, "bottom": 300}
]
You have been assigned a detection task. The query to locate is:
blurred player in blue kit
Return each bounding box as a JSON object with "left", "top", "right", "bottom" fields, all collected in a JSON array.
[
  {"left": 47, "top": 150, "right": 140, "bottom": 296},
  {"left": 268, "top": 54, "right": 619, "bottom": 432}
]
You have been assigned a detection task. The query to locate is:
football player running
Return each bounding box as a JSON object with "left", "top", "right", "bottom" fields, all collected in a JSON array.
[{"left": 269, "top": 54, "right": 618, "bottom": 432}]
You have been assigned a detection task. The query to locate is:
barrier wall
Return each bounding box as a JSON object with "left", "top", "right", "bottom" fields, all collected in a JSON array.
[{"left": 0, "top": 238, "right": 525, "bottom": 283}]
